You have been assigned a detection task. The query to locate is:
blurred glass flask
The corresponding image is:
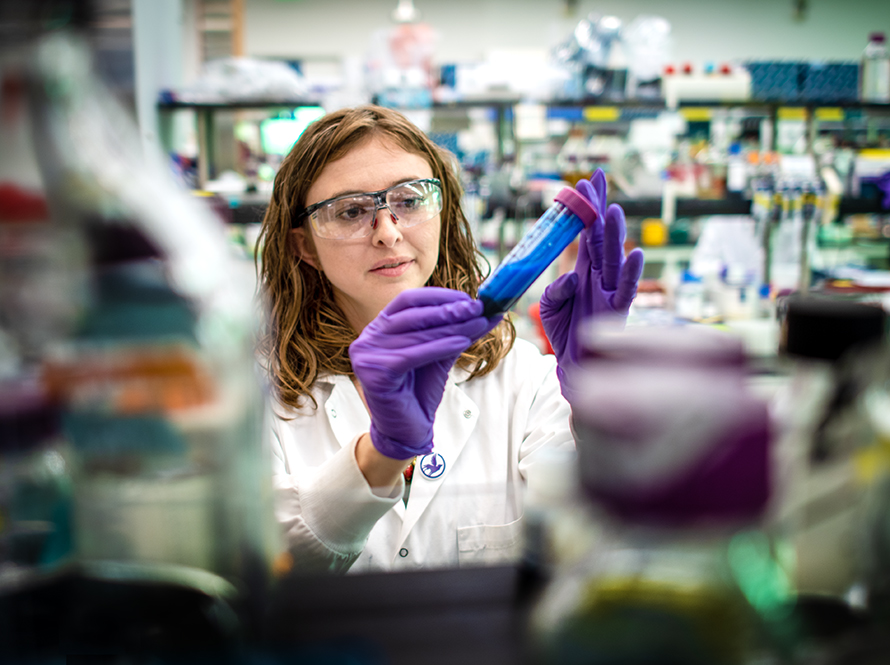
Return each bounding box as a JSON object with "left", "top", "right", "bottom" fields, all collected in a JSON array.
[
  {"left": 1, "top": 8, "right": 279, "bottom": 606},
  {"left": 773, "top": 296, "right": 889, "bottom": 606},
  {"left": 0, "top": 380, "right": 73, "bottom": 577},
  {"left": 1, "top": 4, "right": 87, "bottom": 582}
]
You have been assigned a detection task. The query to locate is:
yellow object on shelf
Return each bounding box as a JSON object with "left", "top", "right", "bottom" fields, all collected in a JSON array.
[
  {"left": 814, "top": 107, "right": 845, "bottom": 122},
  {"left": 777, "top": 107, "right": 808, "bottom": 120},
  {"left": 859, "top": 149, "right": 890, "bottom": 159},
  {"left": 680, "top": 107, "right": 712, "bottom": 122},
  {"left": 640, "top": 218, "right": 668, "bottom": 246},
  {"left": 583, "top": 106, "right": 620, "bottom": 122}
]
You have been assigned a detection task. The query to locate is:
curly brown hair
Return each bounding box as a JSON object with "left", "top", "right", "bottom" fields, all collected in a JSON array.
[{"left": 257, "top": 105, "right": 516, "bottom": 409}]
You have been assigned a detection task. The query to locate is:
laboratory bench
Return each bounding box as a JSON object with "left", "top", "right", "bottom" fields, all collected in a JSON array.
[
  {"left": 1, "top": 563, "right": 528, "bottom": 665},
  {"left": 3, "top": 561, "right": 890, "bottom": 664}
]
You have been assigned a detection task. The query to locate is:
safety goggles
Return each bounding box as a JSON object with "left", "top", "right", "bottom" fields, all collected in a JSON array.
[{"left": 294, "top": 178, "right": 443, "bottom": 240}]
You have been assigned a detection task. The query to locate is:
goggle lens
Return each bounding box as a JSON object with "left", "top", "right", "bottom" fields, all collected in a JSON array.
[{"left": 308, "top": 179, "right": 442, "bottom": 239}]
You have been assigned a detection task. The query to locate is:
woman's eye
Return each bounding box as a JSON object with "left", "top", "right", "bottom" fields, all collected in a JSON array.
[
  {"left": 393, "top": 196, "right": 423, "bottom": 211},
  {"left": 342, "top": 207, "right": 364, "bottom": 220},
  {"left": 332, "top": 203, "right": 369, "bottom": 222}
]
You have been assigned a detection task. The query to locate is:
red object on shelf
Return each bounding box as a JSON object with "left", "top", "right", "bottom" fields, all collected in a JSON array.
[
  {"left": 0, "top": 183, "right": 49, "bottom": 222},
  {"left": 528, "top": 301, "right": 555, "bottom": 355}
]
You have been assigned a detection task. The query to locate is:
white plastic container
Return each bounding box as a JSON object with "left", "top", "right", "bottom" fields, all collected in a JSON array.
[{"left": 861, "top": 32, "right": 890, "bottom": 103}]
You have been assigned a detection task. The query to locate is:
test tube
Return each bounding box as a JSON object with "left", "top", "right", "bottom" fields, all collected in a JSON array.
[{"left": 478, "top": 187, "right": 597, "bottom": 318}]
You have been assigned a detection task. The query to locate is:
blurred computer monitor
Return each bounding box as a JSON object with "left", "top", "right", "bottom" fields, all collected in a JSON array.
[{"left": 259, "top": 106, "right": 325, "bottom": 156}]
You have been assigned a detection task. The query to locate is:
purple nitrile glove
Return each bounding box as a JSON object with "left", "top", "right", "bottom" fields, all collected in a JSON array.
[
  {"left": 540, "top": 169, "right": 645, "bottom": 395},
  {"left": 349, "top": 287, "right": 489, "bottom": 460}
]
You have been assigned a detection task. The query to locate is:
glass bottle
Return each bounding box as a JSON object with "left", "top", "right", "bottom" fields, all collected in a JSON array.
[
  {"left": 769, "top": 295, "right": 890, "bottom": 660},
  {"left": 530, "top": 324, "right": 799, "bottom": 664},
  {"left": 855, "top": 343, "right": 890, "bottom": 616},
  {"left": 772, "top": 295, "right": 887, "bottom": 599}
]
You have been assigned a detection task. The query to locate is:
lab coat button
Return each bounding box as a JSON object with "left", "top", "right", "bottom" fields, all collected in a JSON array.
[
  {"left": 463, "top": 409, "right": 472, "bottom": 419},
  {"left": 330, "top": 409, "right": 337, "bottom": 418},
  {"left": 399, "top": 548, "right": 409, "bottom": 558}
]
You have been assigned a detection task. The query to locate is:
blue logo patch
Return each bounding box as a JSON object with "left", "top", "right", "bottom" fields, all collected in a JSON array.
[{"left": 419, "top": 453, "right": 446, "bottom": 479}]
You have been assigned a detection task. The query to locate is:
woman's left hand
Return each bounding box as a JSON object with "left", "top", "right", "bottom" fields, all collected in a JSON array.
[{"left": 539, "top": 169, "right": 645, "bottom": 392}]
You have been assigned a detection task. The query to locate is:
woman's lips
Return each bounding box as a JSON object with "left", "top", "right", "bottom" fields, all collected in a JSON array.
[{"left": 370, "top": 258, "right": 414, "bottom": 276}]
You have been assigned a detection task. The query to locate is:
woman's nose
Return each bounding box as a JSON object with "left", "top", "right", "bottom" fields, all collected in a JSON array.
[{"left": 371, "top": 206, "right": 403, "bottom": 245}]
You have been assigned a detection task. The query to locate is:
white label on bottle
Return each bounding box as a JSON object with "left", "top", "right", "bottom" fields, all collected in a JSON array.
[{"left": 862, "top": 59, "right": 890, "bottom": 102}]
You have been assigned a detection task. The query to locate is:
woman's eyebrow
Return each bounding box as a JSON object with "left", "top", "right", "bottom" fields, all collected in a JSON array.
[{"left": 326, "top": 177, "right": 426, "bottom": 200}]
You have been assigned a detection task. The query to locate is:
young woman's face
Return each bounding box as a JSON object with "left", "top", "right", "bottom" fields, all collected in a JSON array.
[{"left": 294, "top": 135, "right": 442, "bottom": 332}]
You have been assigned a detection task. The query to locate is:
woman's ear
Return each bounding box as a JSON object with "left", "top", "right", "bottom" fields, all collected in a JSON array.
[{"left": 290, "top": 227, "right": 319, "bottom": 270}]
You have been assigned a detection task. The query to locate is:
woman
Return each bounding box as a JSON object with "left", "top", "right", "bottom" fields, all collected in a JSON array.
[{"left": 258, "top": 105, "right": 643, "bottom": 573}]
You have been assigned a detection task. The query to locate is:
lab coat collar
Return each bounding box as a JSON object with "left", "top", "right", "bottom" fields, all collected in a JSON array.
[
  {"left": 320, "top": 373, "right": 371, "bottom": 451},
  {"left": 449, "top": 363, "right": 474, "bottom": 385},
  {"left": 317, "top": 368, "right": 478, "bottom": 449}
]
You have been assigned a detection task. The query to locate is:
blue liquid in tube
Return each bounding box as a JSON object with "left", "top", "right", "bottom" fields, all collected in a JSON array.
[{"left": 478, "top": 188, "right": 596, "bottom": 318}]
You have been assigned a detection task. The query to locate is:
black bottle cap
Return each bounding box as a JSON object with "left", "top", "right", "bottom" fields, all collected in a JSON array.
[
  {"left": 0, "top": 0, "right": 96, "bottom": 42},
  {"left": 0, "top": 382, "right": 61, "bottom": 453},
  {"left": 780, "top": 295, "right": 887, "bottom": 362},
  {"left": 85, "top": 221, "right": 164, "bottom": 265}
]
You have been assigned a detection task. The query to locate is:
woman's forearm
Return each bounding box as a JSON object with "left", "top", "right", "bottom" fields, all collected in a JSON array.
[{"left": 354, "top": 431, "right": 413, "bottom": 495}]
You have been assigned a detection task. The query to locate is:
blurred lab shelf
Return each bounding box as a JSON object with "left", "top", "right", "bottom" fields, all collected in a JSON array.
[
  {"left": 617, "top": 195, "right": 889, "bottom": 219},
  {"left": 224, "top": 195, "right": 888, "bottom": 227},
  {"left": 616, "top": 196, "right": 753, "bottom": 218},
  {"left": 433, "top": 98, "right": 890, "bottom": 112},
  {"left": 157, "top": 97, "right": 322, "bottom": 188},
  {"left": 159, "top": 96, "right": 890, "bottom": 182},
  {"left": 639, "top": 245, "right": 696, "bottom": 263},
  {"left": 157, "top": 94, "right": 889, "bottom": 217},
  {"left": 157, "top": 97, "right": 321, "bottom": 110}
]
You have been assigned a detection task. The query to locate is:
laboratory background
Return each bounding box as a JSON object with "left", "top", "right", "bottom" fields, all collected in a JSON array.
[{"left": 2, "top": 0, "right": 890, "bottom": 663}]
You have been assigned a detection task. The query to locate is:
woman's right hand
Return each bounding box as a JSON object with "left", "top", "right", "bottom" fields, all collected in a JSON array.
[{"left": 349, "top": 288, "right": 489, "bottom": 460}]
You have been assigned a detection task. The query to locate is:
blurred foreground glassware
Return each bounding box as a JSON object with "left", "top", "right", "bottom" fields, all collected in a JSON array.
[
  {"left": 0, "top": 4, "right": 280, "bottom": 650},
  {"left": 530, "top": 324, "right": 799, "bottom": 665},
  {"left": 847, "top": 342, "right": 890, "bottom": 632},
  {"left": 0, "top": 380, "right": 73, "bottom": 579},
  {"left": 773, "top": 295, "right": 888, "bottom": 615},
  {"left": 1, "top": 2, "right": 85, "bottom": 586}
]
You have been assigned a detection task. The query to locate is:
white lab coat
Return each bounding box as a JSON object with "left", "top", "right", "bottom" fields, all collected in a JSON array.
[{"left": 270, "top": 338, "right": 574, "bottom": 574}]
